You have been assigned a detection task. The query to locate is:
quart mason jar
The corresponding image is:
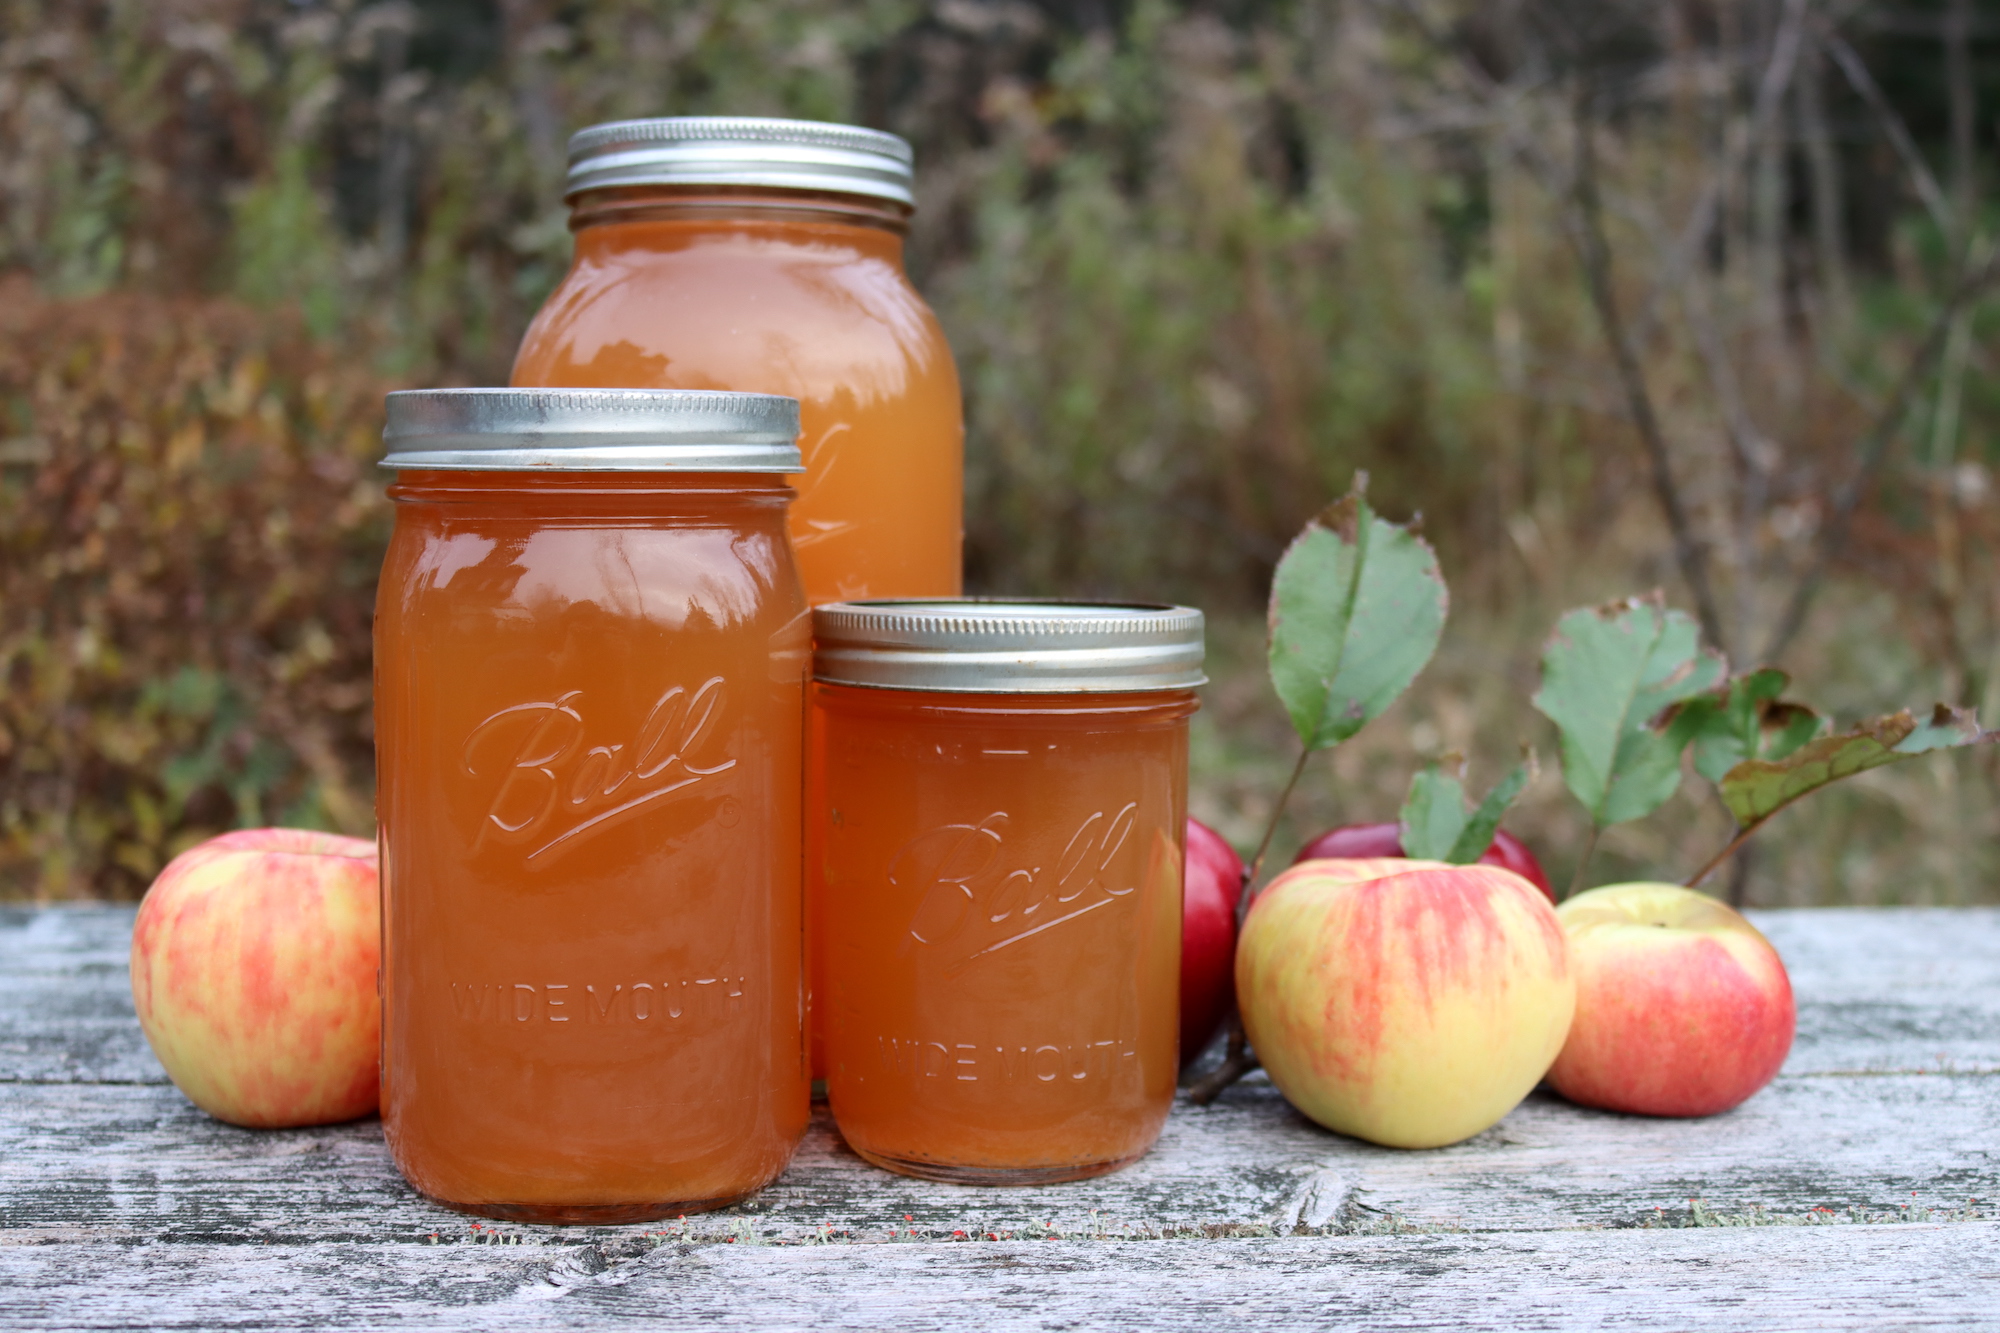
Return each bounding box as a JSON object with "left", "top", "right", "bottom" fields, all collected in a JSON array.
[
  {"left": 512, "top": 117, "right": 963, "bottom": 607},
  {"left": 807, "top": 601, "right": 1205, "bottom": 1184},
  {"left": 374, "top": 388, "right": 810, "bottom": 1223}
]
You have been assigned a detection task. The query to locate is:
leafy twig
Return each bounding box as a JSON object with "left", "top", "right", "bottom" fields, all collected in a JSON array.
[
  {"left": 1686, "top": 824, "right": 1764, "bottom": 892},
  {"left": 1191, "top": 478, "right": 1446, "bottom": 1106},
  {"left": 1680, "top": 703, "right": 1993, "bottom": 888},
  {"left": 1398, "top": 753, "right": 1536, "bottom": 865},
  {"left": 1243, "top": 747, "right": 1312, "bottom": 896},
  {"left": 1265, "top": 477, "right": 1448, "bottom": 759},
  {"left": 1534, "top": 594, "right": 1725, "bottom": 895},
  {"left": 1565, "top": 825, "right": 1601, "bottom": 901}
]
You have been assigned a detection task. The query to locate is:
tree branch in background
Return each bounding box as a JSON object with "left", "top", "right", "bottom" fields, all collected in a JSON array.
[
  {"left": 1942, "top": 0, "right": 1975, "bottom": 242},
  {"left": 1796, "top": 35, "right": 1853, "bottom": 339},
  {"left": 1630, "top": 0, "right": 1807, "bottom": 352},
  {"left": 1818, "top": 26, "right": 1955, "bottom": 240},
  {"left": 1566, "top": 84, "right": 1730, "bottom": 656},
  {"left": 1763, "top": 240, "right": 2000, "bottom": 662},
  {"left": 1673, "top": 259, "right": 1776, "bottom": 650}
]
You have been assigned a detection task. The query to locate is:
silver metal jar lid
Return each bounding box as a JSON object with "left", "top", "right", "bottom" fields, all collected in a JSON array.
[
  {"left": 566, "top": 117, "right": 915, "bottom": 207},
  {"left": 381, "top": 388, "right": 803, "bottom": 473},
  {"left": 813, "top": 600, "right": 1207, "bottom": 694}
]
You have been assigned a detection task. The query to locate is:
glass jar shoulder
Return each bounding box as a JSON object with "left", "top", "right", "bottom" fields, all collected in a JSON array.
[
  {"left": 377, "top": 477, "right": 804, "bottom": 634},
  {"left": 513, "top": 223, "right": 955, "bottom": 393}
]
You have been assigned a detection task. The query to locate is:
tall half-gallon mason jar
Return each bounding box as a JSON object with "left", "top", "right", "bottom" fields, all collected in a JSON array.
[
  {"left": 511, "top": 117, "right": 963, "bottom": 607},
  {"left": 808, "top": 601, "right": 1205, "bottom": 1184},
  {"left": 374, "top": 388, "right": 810, "bottom": 1223}
]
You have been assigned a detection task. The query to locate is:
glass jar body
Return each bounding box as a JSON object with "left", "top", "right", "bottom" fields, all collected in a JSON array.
[
  {"left": 375, "top": 471, "right": 810, "bottom": 1223},
  {"left": 512, "top": 189, "right": 963, "bottom": 606},
  {"left": 810, "top": 684, "right": 1193, "bottom": 1184}
]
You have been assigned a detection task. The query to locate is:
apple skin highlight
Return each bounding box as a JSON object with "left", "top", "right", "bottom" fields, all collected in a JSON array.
[
  {"left": 1548, "top": 883, "right": 1794, "bottom": 1118},
  {"left": 1238, "top": 858, "right": 1574, "bottom": 1149},
  {"left": 131, "top": 828, "right": 381, "bottom": 1129}
]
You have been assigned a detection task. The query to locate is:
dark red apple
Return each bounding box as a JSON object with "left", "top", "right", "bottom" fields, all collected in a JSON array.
[
  {"left": 1180, "top": 818, "right": 1245, "bottom": 1065},
  {"left": 1292, "top": 822, "right": 1554, "bottom": 901}
]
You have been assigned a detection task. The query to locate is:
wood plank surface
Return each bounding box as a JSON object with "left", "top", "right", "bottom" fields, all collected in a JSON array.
[
  {"left": 3, "top": 906, "right": 1997, "bottom": 1331},
  {"left": 0, "top": 906, "right": 169, "bottom": 1085},
  {"left": 5, "top": 1225, "right": 1998, "bottom": 1332},
  {"left": 5, "top": 1068, "right": 1994, "bottom": 1245}
]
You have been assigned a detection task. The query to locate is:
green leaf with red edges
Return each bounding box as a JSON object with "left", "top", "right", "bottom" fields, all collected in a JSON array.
[
  {"left": 1717, "top": 705, "right": 1993, "bottom": 829},
  {"left": 1532, "top": 593, "right": 1725, "bottom": 827},
  {"left": 1267, "top": 477, "right": 1448, "bottom": 752}
]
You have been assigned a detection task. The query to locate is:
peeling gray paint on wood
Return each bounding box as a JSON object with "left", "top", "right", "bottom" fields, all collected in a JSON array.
[
  {"left": 1757, "top": 908, "right": 2000, "bottom": 1074},
  {"left": 3, "top": 1227, "right": 1997, "bottom": 1332},
  {"left": 3, "top": 906, "right": 1997, "bottom": 1331},
  {"left": 6, "top": 1074, "right": 1993, "bottom": 1245},
  {"left": 0, "top": 906, "right": 170, "bottom": 1085}
]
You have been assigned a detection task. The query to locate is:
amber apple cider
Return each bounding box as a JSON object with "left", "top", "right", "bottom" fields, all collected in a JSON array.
[
  {"left": 811, "top": 684, "right": 1194, "bottom": 1183},
  {"left": 512, "top": 187, "right": 962, "bottom": 606},
  {"left": 376, "top": 467, "right": 810, "bottom": 1223}
]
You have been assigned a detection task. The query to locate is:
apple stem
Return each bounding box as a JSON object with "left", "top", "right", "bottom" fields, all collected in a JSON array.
[
  {"left": 1565, "top": 824, "right": 1601, "bottom": 900},
  {"left": 1686, "top": 821, "right": 1760, "bottom": 890},
  {"left": 1186, "top": 1016, "right": 1259, "bottom": 1107}
]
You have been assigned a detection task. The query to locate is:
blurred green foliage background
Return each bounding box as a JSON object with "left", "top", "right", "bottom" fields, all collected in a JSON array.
[{"left": 3, "top": 0, "right": 1998, "bottom": 903}]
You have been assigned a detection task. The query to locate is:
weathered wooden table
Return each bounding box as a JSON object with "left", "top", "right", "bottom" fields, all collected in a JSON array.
[{"left": 3, "top": 906, "right": 1996, "bottom": 1331}]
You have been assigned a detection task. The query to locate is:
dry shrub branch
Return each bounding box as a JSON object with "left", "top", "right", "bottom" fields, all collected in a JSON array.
[{"left": 0, "top": 281, "right": 390, "bottom": 896}]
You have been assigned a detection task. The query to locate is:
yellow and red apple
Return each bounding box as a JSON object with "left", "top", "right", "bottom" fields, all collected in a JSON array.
[
  {"left": 1548, "top": 882, "right": 1793, "bottom": 1118},
  {"left": 131, "top": 828, "right": 381, "bottom": 1128},
  {"left": 1237, "top": 857, "right": 1574, "bottom": 1148}
]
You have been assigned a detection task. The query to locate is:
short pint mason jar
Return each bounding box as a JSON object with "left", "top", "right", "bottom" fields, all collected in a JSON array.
[
  {"left": 374, "top": 388, "right": 810, "bottom": 1223},
  {"left": 807, "top": 601, "right": 1205, "bottom": 1184}
]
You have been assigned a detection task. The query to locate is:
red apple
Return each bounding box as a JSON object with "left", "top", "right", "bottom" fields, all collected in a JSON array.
[
  {"left": 131, "top": 828, "right": 381, "bottom": 1128},
  {"left": 1547, "top": 882, "right": 1793, "bottom": 1118},
  {"left": 1237, "top": 857, "right": 1574, "bottom": 1148},
  {"left": 1294, "top": 822, "right": 1554, "bottom": 900},
  {"left": 1180, "top": 818, "right": 1245, "bottom": 1065}
]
